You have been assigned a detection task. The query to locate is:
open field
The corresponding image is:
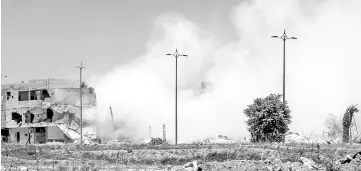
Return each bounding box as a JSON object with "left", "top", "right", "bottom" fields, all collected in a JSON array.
[{"left": 1, "top": 142, "right": 361, "bottom": 171}]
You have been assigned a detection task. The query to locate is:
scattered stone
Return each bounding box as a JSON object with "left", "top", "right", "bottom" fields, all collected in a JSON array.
[
  {"left": 17, "top": 166, "right": 28, "bottom": 171},
  {"left": 183, "top": 160, "right": 202, "bottom": 171},
  {"left": 286, "top": 132, "right": 327, "bottom": 144},
  {"left": 200, "top": 135, "right": 235, "bottom": 144},
  {"left": 106, "top": 140, "right": 128, "bottom": 145},
  {"left": 352, "top": 151, "right": 361, "bottom": 160},
  {"left": 273, "top": 158, "right": 283, "bottom": 166},
  {"left": 339, "top": 155, "right": 353, "bottom": 164},
  {"left": 300, "top": 157, "right": 324, "bottom": 170}
]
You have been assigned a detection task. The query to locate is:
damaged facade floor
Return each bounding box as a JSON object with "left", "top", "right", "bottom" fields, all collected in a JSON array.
[{"left": 1, "top": 79, "right": 97, "bottom": 144}]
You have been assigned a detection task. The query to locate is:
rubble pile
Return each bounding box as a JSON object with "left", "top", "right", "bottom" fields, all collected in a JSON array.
[
  {"left": 300, "top": 157, "right": 325, "bottom": 170},
  {"left": 73, "top": 131, "right": 98, "bottom": 145},
  {"left": 285, "top": 132, "right": 326, "bottom": 144},
  {"left": 200, "top": 135, "right": 235, "bottom": 144},
  {"left": 56, "top": 119, "right": 98, "bottom": 145},
  {"left": 141, "top": 139, "right": 152, "bottom": 144},
  {"left": 147, "top": 137, "right": 166, "bottom": 145},
  {"left": 183, "top": 160, "right": 203, "bottom": 171},
  {"left": 326, "top": 137, "right": 342, "bottom": 144},
  {"left": 56, "top": 123, "right": 80, "bottom": 140},
  {"left": 1, "top": 79, "right": 97, "bottom": 145},
  {"left": 46, "top": 141, "right": 65, "bottom": 145},
  {"left": 334, "top": 151, "right": 361, "bottom": 170},
  {"left": 106, "top": 140, "right": 128, "bottom": 145}
]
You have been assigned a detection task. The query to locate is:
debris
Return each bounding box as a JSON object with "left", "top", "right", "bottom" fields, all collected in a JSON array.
[
  {"left": 68, "top": 120, "right": 79, "bottom": 131},
  {"left": 352, "top": 151, "right": 361, "bottom": 159},
  {"left": 335, "top": 151, "right": 361, "bottom": 165},
  {"left": 184, "top": 160, "right": 202, "bottom": 171},
  {"left": 106, "top": 140, "right": 128, "bottom": 145},
  {"left": 141, "top": 139, "right": 152, "bottom": 144},
  {"left": 285, "top": 132, "right": 326, "bottom": 144},
  {"left": 300, "top": 157, "right": 324, "bottom": 170},
  {"left": 57, "top": 124, "right": 80, "bottom": 140},
  {"left": 337, "top": 155, "right": 353, "bottom": 164},
  {"left": 200, "top": 135, "right": 235, "bottom": 144},
  {"left": 17, "top": 166, "right": 28, "bottom": 171},
  {"left": 46, "top": 141, "right": 65, "bottom": 145}
]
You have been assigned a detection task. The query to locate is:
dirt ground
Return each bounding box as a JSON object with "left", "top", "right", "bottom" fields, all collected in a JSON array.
[{"left": 1, "top": 143, "right": 361, "bottom": 171}]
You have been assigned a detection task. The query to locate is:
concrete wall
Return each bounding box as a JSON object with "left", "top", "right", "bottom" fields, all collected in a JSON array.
[
  {"left": 2, "top": 86, "right": 96, "bottom": 128},
  {"left": 1, "top": 110, "right": 5, "bottom": 122},
  {"left": 5, "top": 108, "right": 49, "bottom": 124},
  {"left": 8, "top": 126, "right": 66, "bottom": 144},
  {"left": 47, "top": 126, "right": 65, "bottom": 140},
  {"left": 52, "top": 111, "right": 65, "bottom": 122},
  {"left": 53, "top": 88, "right": 96, "bottom": 106},
  {"left": 3, "top": 88, "right": 96, "bottom": 111},
  {"left": 9, "top": 127, "right": 34, "bottom": 144}
]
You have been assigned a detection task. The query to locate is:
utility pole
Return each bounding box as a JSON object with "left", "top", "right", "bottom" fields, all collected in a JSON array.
[
  {"left": 271, "top": 30, "right": 297, "bottom": 103},
  {"left": 166, "top": 49, "right": 188, "bottom": 145},
  {"left": 163, "top": 124, "right": 166, "bottom": 143},
  {"left": 76, "top": 62, "right": 85, "bottom": 166}
]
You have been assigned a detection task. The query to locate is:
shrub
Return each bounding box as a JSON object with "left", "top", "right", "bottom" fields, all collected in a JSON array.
[{"left": 244, "top": 94, "right": 291, "bottom": 143}]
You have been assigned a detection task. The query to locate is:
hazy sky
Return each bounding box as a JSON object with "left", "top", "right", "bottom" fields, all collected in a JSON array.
[
  {"left": 2, "top": 0, "right": 239, "bottom": 83},
  {"left": 2, "top": 0, "right": 361, "bottom": 142}
]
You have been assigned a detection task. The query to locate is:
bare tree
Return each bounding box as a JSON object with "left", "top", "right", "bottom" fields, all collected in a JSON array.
[{"left": 324, "top": 113, "right": 342, "bottom": 141}]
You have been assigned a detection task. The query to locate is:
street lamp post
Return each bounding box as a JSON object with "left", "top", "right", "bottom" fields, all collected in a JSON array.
[
  {"left": 76, "top": 62, "right": 85, "bottom": 146},
  {"left": 166, "top": 49, "right": 188, "bottom": 145},
  {"left": 271, "top": 30, "right": 297, "bottom": 103},
  {"left": 76, "top": 62, "right": 85, "bottom": 167}
]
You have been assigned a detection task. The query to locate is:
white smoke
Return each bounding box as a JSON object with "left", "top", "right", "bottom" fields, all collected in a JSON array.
[{"left": 89, "top": 0, "right": 361, "bottom": 142}]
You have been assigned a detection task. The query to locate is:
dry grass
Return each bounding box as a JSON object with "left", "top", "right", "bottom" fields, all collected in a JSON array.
[{"left": 1, "top": 142, "right": 360, "bottom": 170}]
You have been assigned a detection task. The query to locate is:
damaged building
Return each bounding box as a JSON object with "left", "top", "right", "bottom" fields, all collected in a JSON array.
[{"left": 1, "top": 79, "right": 96, "bottom": 144}]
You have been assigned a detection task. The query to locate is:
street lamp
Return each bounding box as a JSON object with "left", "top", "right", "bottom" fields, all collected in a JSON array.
[
  {"left": 76, "top": 62, "right": 85, "bottom": 167},
  {"left": 271, "top": 30, "right": 297, "bottom": 103},
  {"left": 166, "top": 49, "right": 188, "bottom": 145},
  {"left": 76, "top": 62, "right": 85, "bottom": 146}
]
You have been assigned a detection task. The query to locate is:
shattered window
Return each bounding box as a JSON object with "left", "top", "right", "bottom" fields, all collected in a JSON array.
[
  {"left": 1, "top": 129, "right": 9, "bottom": 136},
  {"left": 6, "top": 92, "right": 11, "bottom": 100},
  {"left": 35, "top": 127, "right": 46, "bottom": 133},
  {"left": 18, "top": 91, "right": 29, "bottom": 101},
  {"left": 36, "top": 91, "right": 41, "bottom": 100},
  {"left": 11, "top": 112, "right": 22, "bottom": 123},
  {"left": 30, "top": 91, "right": 36, "bottom": 100},
  {"left": 42, "top": 90, "right": 50, "bottom": 100}
]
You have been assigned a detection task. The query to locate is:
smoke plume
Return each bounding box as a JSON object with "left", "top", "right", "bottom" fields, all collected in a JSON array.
[{"left": 89, "top": 0, "right": 361, "bottom": 142}]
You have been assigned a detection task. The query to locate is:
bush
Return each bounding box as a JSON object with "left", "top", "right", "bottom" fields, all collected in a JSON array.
[{"left": 244, "top": 94, "right": 291, "bottom": 143}]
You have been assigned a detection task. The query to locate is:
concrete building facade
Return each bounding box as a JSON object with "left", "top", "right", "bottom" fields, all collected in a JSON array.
[{"left": 1, "top": 79, "right": 96, "bottom": 144}]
